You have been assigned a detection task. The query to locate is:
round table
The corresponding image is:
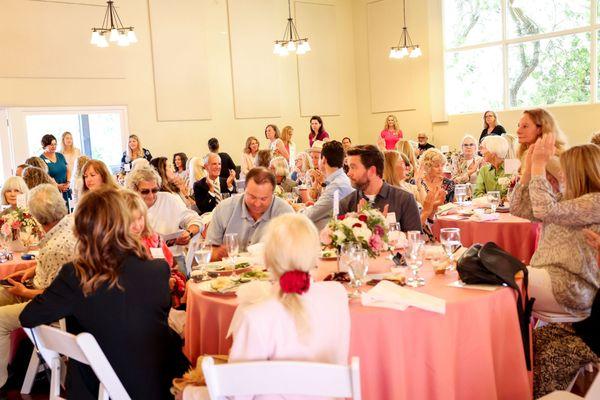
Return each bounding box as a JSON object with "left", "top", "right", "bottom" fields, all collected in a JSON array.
[
  {"left": 184, "top": 256, "right": 531, "bottom": 400},
  {"left": 432, "top": 213, "right": 540, "bottom": 264}
]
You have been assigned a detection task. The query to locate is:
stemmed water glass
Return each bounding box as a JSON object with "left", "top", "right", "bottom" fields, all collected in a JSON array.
[
  {"left": 224, "top": 233, "right": 239, "bottom": 264},
  {"left": 339, "top": 242, "right": 362, "bottom": 273},
  {"left": 440, "top": 228, "right": 461, "bottom": 271},
  {"left": 347, "top": 249, "right": 369, "bottom": 298},
  {"left": 488, "top": 191, "right": 501, "bottom": 213},
  {"left": 406, "top": 235, "right": 425, "bottom": 287},
  {"left": 192, "top": 241, "right": 212, "bottom": 282}
]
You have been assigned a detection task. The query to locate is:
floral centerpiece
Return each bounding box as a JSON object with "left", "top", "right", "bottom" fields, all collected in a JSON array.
[
  {"left": 319, "top": 205, "right": 389, "bottom": 257},
  {"left": 0, "top": 207, "right": 44, "bottom": 251},
  {"left": 497, "top": 175, "right": 518, "bottom": 204}
]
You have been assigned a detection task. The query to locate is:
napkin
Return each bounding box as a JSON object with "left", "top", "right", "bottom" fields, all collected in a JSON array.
[
  {"left": 471, "top": 196, "right": 490, "bottom": 207},
  {"left": 361, "top": 280, "right": 446, "bottom": 314},
  {"left": 469, "top": 212, "right": 500, "bottom": 222},
  {"left": 246, "top": 242, "right": 265, "bottom": 265},
  {"left": 436, "top": 203, "right": 457, "bottom": 216}
]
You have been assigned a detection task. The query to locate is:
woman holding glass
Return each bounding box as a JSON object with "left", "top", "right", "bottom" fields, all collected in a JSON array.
[
  {"left": 451, "top": 135, "right": 483, "bottom": 185},
  {"left": 473, "top": 135, "right": 511, "bottom": 198},
  {"left": 511, "top": 136, "right": 600, "bottom": 317}
]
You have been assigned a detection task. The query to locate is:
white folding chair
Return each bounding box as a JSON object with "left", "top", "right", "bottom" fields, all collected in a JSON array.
[
  {"left": 21, "top": 318, "right": 67, "bottom": 394},
  {"left": 202, "top": 356, "right": 361, "bottom": 400},
  {"left": 539, "top": 363, "right": 600, "bottom": 399},
  {"left": 24, "top": 325, "right": 131, "bottom": 400},
  {"left": 532, "top": 310, "right": 587, "bottom": 328}
]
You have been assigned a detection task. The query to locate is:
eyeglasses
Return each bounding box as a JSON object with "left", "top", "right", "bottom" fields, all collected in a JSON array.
[
  {"left": 462, "top": 143, "right": 476, "bottom": 147},
  {"left": 139, "top": 188, "right": 159, "bottom": 195}
]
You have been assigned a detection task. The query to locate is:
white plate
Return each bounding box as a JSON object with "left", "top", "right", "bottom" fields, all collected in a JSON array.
[{"left": 198, "top": 279, "right": 239, "bottom": 296}]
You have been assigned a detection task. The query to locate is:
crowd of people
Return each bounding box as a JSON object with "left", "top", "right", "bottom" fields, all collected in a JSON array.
[{"left": 0, "top": 109, "right": 598, "bottom": 398}]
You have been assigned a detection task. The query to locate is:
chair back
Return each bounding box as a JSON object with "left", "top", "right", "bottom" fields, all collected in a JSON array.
[
  {"left": 25, "top": 325, "right": 131, "bottom": 400},
  {"left": 202, "top": 356, "right": 361, "bottom": 399},
  {"left": 586, "top": 365, "right": 600, "bottom": 399}
]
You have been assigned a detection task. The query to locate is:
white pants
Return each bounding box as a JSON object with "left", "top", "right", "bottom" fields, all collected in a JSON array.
[
  {"left": 528, "top": 266, "right": 568, "bottom": 314},
  {"left": 0, "top": 287, "right": 28, "bottom": 387}
]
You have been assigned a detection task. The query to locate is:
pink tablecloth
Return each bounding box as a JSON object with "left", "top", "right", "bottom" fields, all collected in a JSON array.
[
  {"left": 184, "top": 257, "right": 531, "bottom": 400},
  {"left": 0, "top": 254, "right": 35, "bottom": 278},
  {"left": 432, "top": 213, "right": 540, "bottom": 264}
]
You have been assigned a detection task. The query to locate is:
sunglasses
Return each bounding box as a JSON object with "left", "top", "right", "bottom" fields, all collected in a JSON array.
[{"left": 139, "top": 188, "right": 159, "bottom": 195}]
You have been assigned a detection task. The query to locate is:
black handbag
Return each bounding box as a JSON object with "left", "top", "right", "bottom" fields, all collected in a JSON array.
[{"left": 457, "top": 242, "right": 535, "bottom": 370}]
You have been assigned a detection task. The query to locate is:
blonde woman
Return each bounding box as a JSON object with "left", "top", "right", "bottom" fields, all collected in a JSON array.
[
  {"left": 265, "top": 124, "right": 288, "bottom": 159},
  {"left": 0, "top": 176, "right": 29, "bottom": 211},
  {"left": 269, "top": 156, "right": 297, "bottom": 193},
  {"left": 396, "top": 139, "right": 418, "bottom": 169},
  {"left": 25, "top": 156, "right": 49, "bottom": 173},
  {"left": 291, "top": 151, "right": 313, "bottom": 183},
  {"left": 70, "top": 155, "right": 91, "bottom": 208},
  {"left": 451, "top": 135, "right": 483, "bottom": 184},
  {"left": 512, "top": 137, "right": 600, "bottom": 317},
  {"left": 241, "top": 136, "right": 259, "bottom": 178},
  {"left": 383, "top": 150, "right": 425, "bottom": 204},
  {"left": 281, "top": 125, "right": 297, "bottom": 165},
  {"left": 187, "top": 156, "right": 206, "bottom": 193},
  {"left": 183, "top": 214, "right": 350, "bottom": 399},
  {"left": 121, "top": 134, "right": 152, "bottom": 172},
  {"left": 60, "top": 131, "right": 81, "bottom": 182},
  {"left": 412, "top": 148, "right": 455, "bottom": 204},
  {"left": 516, "top": 108, "right": 567, "bottom": 191},
  {"left": 379, "top": 114, "right": 403, "bottom": 150}
]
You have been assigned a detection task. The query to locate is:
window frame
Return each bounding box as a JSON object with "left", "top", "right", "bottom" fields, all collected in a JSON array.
[{"left": 443, "top": 0, "right": 600, "bottom": 115}]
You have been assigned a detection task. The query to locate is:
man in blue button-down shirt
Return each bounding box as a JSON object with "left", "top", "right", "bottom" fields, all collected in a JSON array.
[{"left": 302, "top": 140, "right": 354, "bottom": 230}]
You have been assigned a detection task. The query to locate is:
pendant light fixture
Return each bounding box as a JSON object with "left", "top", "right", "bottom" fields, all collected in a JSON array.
[
  {"left": 389, "top": 0, "right": 421, "bottom": 59},
  {"left": 273, "top": 0, "right": 310, "bottom": 56},
  {"left": 90, "top": 0, "right": 137, "bottom": 48}
]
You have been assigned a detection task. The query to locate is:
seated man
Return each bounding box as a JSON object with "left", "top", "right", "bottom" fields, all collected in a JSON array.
[
  {"left": 415, "top": 133, "right": 435, "bottom": 158},
  {"left": 302, "top": 140, "right": 354, "bottom": 230},
  {"left": 0, "top": 184, "right": 77, "bottom": 389},
  {"left": 127, "top": 166, "right": 203, "bottom": 258},
  {"left": 193, "top": 153, "right": 237, "bottom": 214},
  {"left": 340, "top": 144, "right": 422, "bottom": 232},
  {"left": 205, "top": 167, "right": 294, "bottom": 260}
]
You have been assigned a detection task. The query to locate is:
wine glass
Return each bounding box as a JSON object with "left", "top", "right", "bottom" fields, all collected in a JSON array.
[
  {"left": 192, "top": 242, "right": 212, "bottom": 282},
  {"left": 347, "top": 249, "right": 369, "bottom": 298},
  {"left": 339, "top": 242, "right": 361, "bottom": 273},
  {"left": 224, "top": 233, "right": 239, "bottom": 264},
  {"left": 406, "top": 240, "right": 425, "bottom": 287},
  {"left": 455, "top": 184, "right": 468, "bottom": 205},
  {"left": 440, "top": 228, "right": 461, "bottom": 271},
  {"left": 488, "top": 191, "right": 501, "bottom": 213},
  {"left": 407, "top": 230, "right": 421, "bottom": 245}
]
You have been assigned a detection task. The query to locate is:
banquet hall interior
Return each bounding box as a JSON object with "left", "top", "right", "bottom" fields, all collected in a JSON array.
[{"left": 1, "top": 0, "right": 600, "bottom": 399}]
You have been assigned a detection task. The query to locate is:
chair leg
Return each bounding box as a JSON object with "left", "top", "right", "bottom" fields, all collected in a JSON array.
[
  {"left": 20, "top": 351, "right": 40, "bottom": 394},
  {"left": 566, "top": 366, "right": 583, "bottom": 392}
]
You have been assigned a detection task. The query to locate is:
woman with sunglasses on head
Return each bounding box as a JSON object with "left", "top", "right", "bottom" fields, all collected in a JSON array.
[{"left": 451, "top": 134, "right": 483, "bottom": 184}]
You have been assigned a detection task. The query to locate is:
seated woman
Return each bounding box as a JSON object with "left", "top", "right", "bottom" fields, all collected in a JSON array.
[
  {"left": 19, "top": 187, "right": 188, "bottom": 399},
  {"left": 511, "top": 136, "right": 600, "bottom": 316},
  {"left": 80, "top": 159, "right": 120, "bottom": 195},
  {"left": 451, "top": 135, "right": 483, "bottom": 185},
  {"left": 383, "top": 150, "right": 425, "bottom": 204},
  {"left": 150, "top": 157, "right": 194, "bottom": 208},
  {"left": 183, "top": 213, "right": 350, "bottom": 399},
  {"left": 21, "top": 166, "right": 54, "bottom": 190},
  {"left": 291, "top": 151, "right": 312, "bottom": 183},
  {"left": 122, "top": 190, "right": 186, "bottom": 308},
  {"left": 473, "top": 135, "right": 511, "bottom": 198},
  {"left": 395, "top": 139, "right": 418, "bottom": 173},
  {"left": 1, "top": 176, "right": 29, "bottom": 213},
  {"left": 411, "top": 148, "right": 454, "bottom": 204},
  {"left": 269, "top": 156, "right": 297, "bottom": 194},
  {"left": 255, "top": 149, "right": 272, "bottom": 169}
]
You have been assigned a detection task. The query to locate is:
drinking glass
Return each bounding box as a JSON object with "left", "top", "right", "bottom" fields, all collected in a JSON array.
[
  {"left": 455, "top": 184, "right": 468, "bottom": 205},
  {"left": 224, "top": 233, "right": 240, "bottom": 263},
  {"left": 406, "top": 240, "right": 425, "bottom": 287},
  {"left": 488, "top": 191, "right": 501, "bottom": 213},
  {"left": 347, "top": 249, "right": 369, "bottom": 298},
  {"left": 407, "top": 231, "right": 421, "bottom": 245},
  {"left": 440, "top": 227, "right": 461, "bottom": 271},
  {"left": 388, "top": 223, "right": 402, "bottom": 250},
  {"left": 192, "top": 242, "right": 212, "bottom": 282},
  {"left": 339, "top": 242, "right": 362, "bottom": 272}
]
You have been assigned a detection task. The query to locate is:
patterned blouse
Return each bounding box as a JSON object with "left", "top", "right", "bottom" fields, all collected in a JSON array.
[
  {"left": 411, "top": 177, "right": 455, "bottom": 204},
  {"left": 451, "top": 154, "right": 484, "bottom": 184},
  {"left": 511, "top": 176, "right": 600, "bottom": 315}
]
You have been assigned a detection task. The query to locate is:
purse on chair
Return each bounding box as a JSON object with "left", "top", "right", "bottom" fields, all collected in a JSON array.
[{"left": 457, "top": 242, "right": 535, "bottom": 370}]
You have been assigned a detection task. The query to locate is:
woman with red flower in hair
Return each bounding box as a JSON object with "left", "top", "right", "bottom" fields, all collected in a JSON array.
[
  {"left": 182, "top": 213, "right": 351, "bottom": 400},
  {"left": 121, "top": 190, "right": 186, "bottom": 308}
]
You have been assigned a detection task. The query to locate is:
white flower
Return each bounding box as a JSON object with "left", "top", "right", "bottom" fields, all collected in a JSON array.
[
  {"left": 341, "top": 217, "right": 361, "bottom": 230},
  {"left": 333, "top": 230, "right": 346, "bottom": 243},
  {"left": 353, "top": 226, "right": 372, "bottom": 241},
  {"left": 497, "top": 177, "right": 510, "bottom": 187}
]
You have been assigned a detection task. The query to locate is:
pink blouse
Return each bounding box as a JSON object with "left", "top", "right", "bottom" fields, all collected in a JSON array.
[{"left": 380, "top": 129, "right": 403, "bottom": 150}]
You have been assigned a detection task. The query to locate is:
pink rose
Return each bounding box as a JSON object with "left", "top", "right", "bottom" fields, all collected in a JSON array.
[
  {"left": 11, "top": 221, "right": 21, "bottom": 230},
  {"left": 320, "top": 226, "right": 333, "bottom": 245},
  {"left": 369, "top": 234, "right": 384, "bottom": 251}
]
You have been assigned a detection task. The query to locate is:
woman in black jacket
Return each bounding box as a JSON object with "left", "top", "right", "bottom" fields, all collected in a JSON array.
[{"left": 20, "top": 187, "right": 188, "bottom": 399}]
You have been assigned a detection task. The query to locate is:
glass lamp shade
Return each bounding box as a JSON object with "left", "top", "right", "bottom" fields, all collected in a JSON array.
[
  {"left": 90, "top": 31, "right": 101, "bottom": 45},
  {"left": 109, "top": 28, "right": 119, "bottom": 42},
  {"left": 286, "top": 41, "right": 296, "bottom": 51},
  {"left": 97, "top": 34, "right": 109, "bottom": 48},
  {"left": 410, "top": 47, "right": 422, "bottom": 58},
  {"left": 298, "top": 41, "right": 310, "bottom": 53},
  {"left": 127, "top": 30, "right": 138, "bottom": 43},
  {"left": 117, "top": 33, "right": 130, "bottom": 46}
]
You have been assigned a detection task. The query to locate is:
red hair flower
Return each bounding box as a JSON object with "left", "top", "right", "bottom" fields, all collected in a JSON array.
[{"left": 279, "top": 270, "right": 311, "bottom": 295}]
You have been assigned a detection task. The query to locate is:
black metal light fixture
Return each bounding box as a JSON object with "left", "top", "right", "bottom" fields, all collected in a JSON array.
[
  {"left": 273, "top": 0, "right": 310, "bottom": 56},
  {"left": 90, "top": 0, "right": 137, "bottom": 48},
  {"left": 389, "top": 0, "right": 421, "bottom": 59}
]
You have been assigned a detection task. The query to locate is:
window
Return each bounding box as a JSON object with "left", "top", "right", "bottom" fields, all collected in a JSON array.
[{"left": 444, "top": 0, "right": 599, "bottom": 114}]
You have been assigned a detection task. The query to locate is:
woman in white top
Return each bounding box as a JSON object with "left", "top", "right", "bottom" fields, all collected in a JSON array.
[
  {"left": 265, "top": 124, "right": 289, "bottom": 159},
  {"left": 241, "top": 136, "right": 259, "bottom": 178},
  {"left": 280, "top": 126, "right": 297, "bottom": 166},
  {"left": 183, "top": 213, "right": 350, "bottom": 400},
  {"left": 59, "top": 131, "right": 81, "bottom": 182}
]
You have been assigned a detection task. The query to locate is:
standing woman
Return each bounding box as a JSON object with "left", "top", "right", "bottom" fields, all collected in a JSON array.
[
  {"left": 172, "top": 153, "right": 189, "bottom": 183},
  {"left": 60, "top": 131, "right": 81, "bottom": 182},
  {"left": 379, "top": 114, "right": 403, "bottom": 150},
  {"left": 40, "top": 134, "right": 70, "bottom": 204},
  {"left": 479, "top": 111, "right": 506, "bottom": 143},
  {"left": 121, "top": 134, "right": 152, "bottom": 173},
  {"left": 241, "top": 136, "right": 259, "bottom": 178},
  {"left": 281, "top": 125, "right": 297, "bottom": 166},
  {"left": 308, "top": 115, "right": 330, "bottom": 147},
  {"left": 265, "top": 124, "right": 288, "bottom": 159}
]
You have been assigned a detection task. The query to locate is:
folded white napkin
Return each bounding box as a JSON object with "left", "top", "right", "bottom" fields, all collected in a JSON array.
[
  {"left": 246, "top": 242, "right": 265, "bottom": 265},
  {"left": 471, "top": 196, "right": 490, "bottom": 207},
  {"left": 469, "top": 212, "right": 500, "bottom": 222},
  {"left": 436, "top": 203, "right": 457, "bottom": 216},
  {"left": 361, "top": 280, "right": 446, "bottom": 314}
]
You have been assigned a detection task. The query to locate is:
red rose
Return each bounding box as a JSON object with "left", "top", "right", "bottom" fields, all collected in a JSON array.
[
  {"left": 352, "top": 223, "right": 362, "bottom": 228},
  {"left": 358, "top": 214, "right": 368, "bottom": 222},
  {"left": 337, "top": 214, "right": 346, "bottom": 220},
  {"left": 279, "top": 270, "right": 311, "bottom": 295}
]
